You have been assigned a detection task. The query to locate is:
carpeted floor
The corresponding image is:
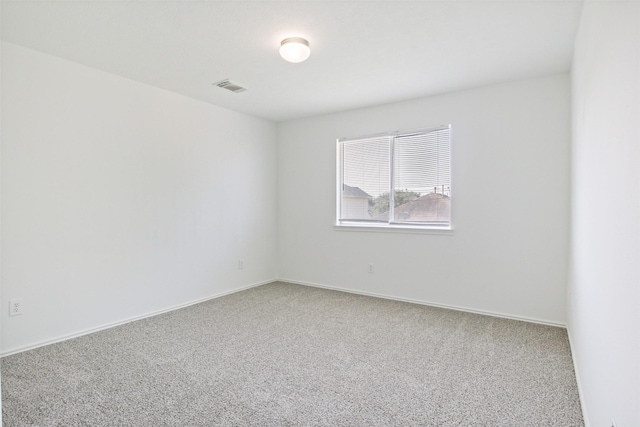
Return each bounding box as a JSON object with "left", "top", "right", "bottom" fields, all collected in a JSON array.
[{"left": 2, "top": 281, "right": 584, "bottom": 426}]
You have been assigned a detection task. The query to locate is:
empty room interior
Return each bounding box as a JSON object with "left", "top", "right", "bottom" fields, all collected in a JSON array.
[{"left": 1, "top": 1, "right": 639, "bottom": 426}]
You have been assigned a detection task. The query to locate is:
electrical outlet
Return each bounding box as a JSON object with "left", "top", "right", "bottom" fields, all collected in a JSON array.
[
  {"left": 9, "top": 299, "right": 23, "bottom": 316},
  {"left": 368, "top": 263, "right": 374, "bottom": 274},
  {"left": 238, "top": 260, "right": 244, "bottom": 270}
]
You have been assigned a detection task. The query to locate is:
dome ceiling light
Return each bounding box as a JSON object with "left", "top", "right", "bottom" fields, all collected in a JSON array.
[{"left": 279, "top": 37, "right": 311, "bottom": 63}]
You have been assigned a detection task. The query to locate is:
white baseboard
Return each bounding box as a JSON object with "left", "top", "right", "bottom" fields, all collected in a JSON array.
[
  {"left": 2, "top": 277, "right": 567, "bottom": 357},
  {"left": 1, "top": 278, "right": 276, "bottom": 358},
  {"left": 278, "top": 278, "right": 567, "bottom": 328},
  {"left": 566, "top": 328, "right": 591, "bottom": 427}
]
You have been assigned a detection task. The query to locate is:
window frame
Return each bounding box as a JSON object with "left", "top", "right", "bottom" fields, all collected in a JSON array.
[{"left": 335, "top": 125, "right": 453, "bottom": 232}]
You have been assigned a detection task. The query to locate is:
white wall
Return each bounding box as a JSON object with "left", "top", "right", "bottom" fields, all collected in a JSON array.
[
  {"left": 278, "top": 74, "right": 570, "bottom": 325},
  {"left": 569, "top": 2, "right": 640, "bottom": 426},
  {"left": 1, "top": 42, "right": 278, "bottom": 354},
  {"left": 0, "top": 14, "right": 4, "bottom": 423}
]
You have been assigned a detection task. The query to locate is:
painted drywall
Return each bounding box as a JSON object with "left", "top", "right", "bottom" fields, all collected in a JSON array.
[
  {"left": 0, "top": 21, "right": 3, "bottom": 425},
  {"left": 1, "top": 42, "right": 278, "bottom": 354},
  {"left": 568, "top": 2, "right": 640, "bottom": 426},
  {"left": 278, "top": 74, "right": 571, "bottom": 325}
]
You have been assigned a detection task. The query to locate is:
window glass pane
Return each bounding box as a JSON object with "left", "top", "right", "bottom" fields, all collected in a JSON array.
[
  {"left": 341, "top": 136, "right": 390, "bottom": 221},
  {"left": 393, "top": 128, "right": 451, "bottom": 225}
]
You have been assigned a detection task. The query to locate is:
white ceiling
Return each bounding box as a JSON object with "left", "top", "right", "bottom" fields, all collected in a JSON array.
[{"left": 1, "top": 1, "right": 584, "bottom": 122}]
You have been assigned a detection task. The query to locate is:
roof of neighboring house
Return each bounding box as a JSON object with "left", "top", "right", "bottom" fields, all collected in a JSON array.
[
  {"left": 343, "top": 184, "right": 371, "bottom": 198},
  {"left": 373, "top": 192, "right": 450, "bottom": 222}
]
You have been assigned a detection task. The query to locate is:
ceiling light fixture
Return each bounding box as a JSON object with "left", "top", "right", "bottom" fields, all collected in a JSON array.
[{"left": 279, "top": 37, "right": 311, "bottom": 63}]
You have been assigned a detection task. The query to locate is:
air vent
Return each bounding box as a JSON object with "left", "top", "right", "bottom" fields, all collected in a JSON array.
[{"left": 213, "top": 79, "right": 247, "bottom": 93}]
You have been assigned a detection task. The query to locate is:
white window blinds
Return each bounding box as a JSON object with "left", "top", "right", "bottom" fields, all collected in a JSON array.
[
  {"left": 338, "top": 125, "right": 451, "bottom": 228},
  {"left": 341, "top": 136, "right": 390, "bottom": 222}
]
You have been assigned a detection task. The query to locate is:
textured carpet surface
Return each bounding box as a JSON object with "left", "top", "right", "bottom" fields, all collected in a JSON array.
[{"left": 2, "top": 281, "right": 584, "bottom": 426}]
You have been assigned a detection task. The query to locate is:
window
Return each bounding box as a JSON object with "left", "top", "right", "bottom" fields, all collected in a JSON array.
[{"left": 337, "top": 125, "right": 451, "bottom": 229}]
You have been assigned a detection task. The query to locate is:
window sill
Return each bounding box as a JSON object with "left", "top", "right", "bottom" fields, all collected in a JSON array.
[{"left": 334, "top": 223, "right": 454, "bottom": 235}]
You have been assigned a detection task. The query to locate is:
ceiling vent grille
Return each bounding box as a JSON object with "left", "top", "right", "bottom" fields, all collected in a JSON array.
[{"left": 213, "top": 79, "right": 247, "bottom": 93}]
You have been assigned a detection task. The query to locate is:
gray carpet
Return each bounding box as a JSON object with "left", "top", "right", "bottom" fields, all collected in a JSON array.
[{"left": 2, "top": 281, "right": 584, "bottom": 426}]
